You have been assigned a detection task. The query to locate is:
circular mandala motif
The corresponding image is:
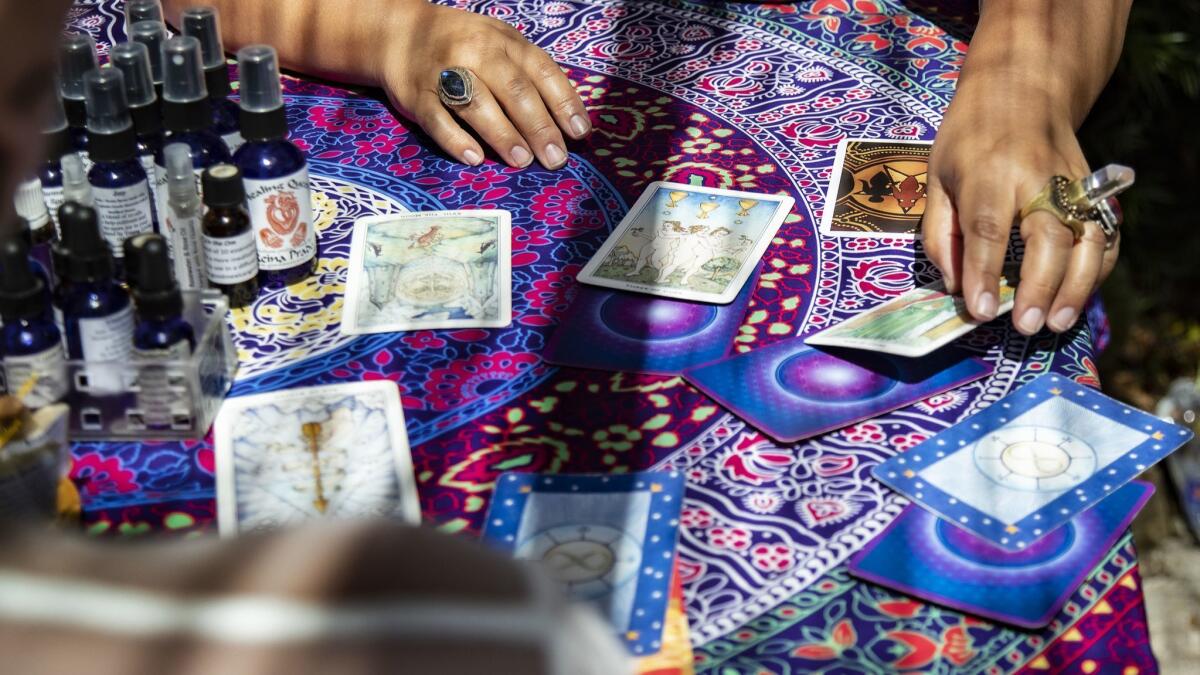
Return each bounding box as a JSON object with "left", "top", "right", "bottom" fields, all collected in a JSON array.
[
  {"left": 599, "top": 295, "right": 718, "bottom": 341},
  {"left": 935, "top": 517, "right": 1075, "bottom": 568},
  {"left": 776, "top": 351, "right": 897, "bottom": 403}
]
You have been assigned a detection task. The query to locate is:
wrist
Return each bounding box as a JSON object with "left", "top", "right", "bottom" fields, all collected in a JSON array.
[{"left": 369, "top": 0, "right": 431, "bottom": 87}]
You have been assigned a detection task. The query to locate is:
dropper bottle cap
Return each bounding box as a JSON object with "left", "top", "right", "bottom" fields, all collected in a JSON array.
[
  {"left": 0, "top": 237, "right": 47, "bottom": 322},
  {"left": 201, "top": 163, "right": 245, "bottom": 207},
  {"left": 124, "top": 0, "right": 164, "bottom": 26},
  {"left": 125, "top": 233, "right": 181, "bottom": 320},
  {"left": 60, "top": 154, "right": 93, "bottom": 207},
  {"left": 56, "top": 202, "right": 113, "bottom": 283},
  {"left": 130, "top": 20, "right": 167, "bottom": 91},
  {"left": 164, "top": 143, "right": 198, "bottom": 208},
  {"left": 43, "top": 90, "right": 72, "bottom": 163},
  {"left": 83, "top": 68, "right": 137, "bottom": 163},
  {"left": 161, "top": 35, "right": 212, "bottom": 133},
  {"left": 180, "top": 6, "right": 231, "bottom": 101},
  {"left": 59, "top": 33, "right": 99, "bottom": 129},
  {"left": 237, "top": 45, "right": 288, "bottom": 142},
  {"left": 14, "top": 179, "right": 51, "bottom": 234},
  {"left": 109, "top": 42, "right": 162, "bottom": 137}
]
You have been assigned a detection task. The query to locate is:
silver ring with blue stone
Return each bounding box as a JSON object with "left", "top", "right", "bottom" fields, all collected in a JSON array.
[{"left": 438, "top": 67, "right": 475, "bottom": 107}]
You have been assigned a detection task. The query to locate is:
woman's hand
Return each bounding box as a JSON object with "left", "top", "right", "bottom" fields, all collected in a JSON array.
[
  {"left": 376, "top": 1, "right": 590, "bottom": 169},
  {"left": 922, "top": 74, "right": 1119, "bottom": 336}
]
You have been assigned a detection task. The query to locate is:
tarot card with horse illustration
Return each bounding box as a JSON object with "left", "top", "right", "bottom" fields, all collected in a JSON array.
[
  {"left": 578, "top": 182, "right": 793, "bottom": 304},
  {"left": 342, "top": 210, "right": 512, "bottom": 334},
  {"left": 820, "top": 138, "right": 932, "bottom": 238}
]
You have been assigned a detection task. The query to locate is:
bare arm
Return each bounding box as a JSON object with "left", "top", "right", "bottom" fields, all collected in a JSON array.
[
  {"left": 163, "top": 0, "right": 591, "bottom": 170},
  {"left": 923, "top": 0, "right": 1132, "bottom": 335}
]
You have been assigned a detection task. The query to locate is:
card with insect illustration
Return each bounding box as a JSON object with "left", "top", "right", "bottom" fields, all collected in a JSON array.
[
  {"left": 214, "top": 381, "right": 420, "bottom": 537},
  {"left": 342, "top": 210, "right": 512, "bottom": 334},
  {"left": 578, "top": 182, "right": 793, "bottom": 304},
  {"left": 820, "top": 139, "right": 932, "bottom": 238}
]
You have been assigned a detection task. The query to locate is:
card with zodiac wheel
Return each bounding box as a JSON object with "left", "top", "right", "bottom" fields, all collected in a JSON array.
[
  {"left": 849, "top": 481, "right": 1154, "bottom": 628},
  {"left": 873, "top": 375, "right": 1193, "bottom": 551},
  {"left": 482, "top": 472, "right": 685, "bottom": 656}
]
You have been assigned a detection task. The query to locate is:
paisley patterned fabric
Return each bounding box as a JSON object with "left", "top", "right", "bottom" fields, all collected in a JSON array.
[{"left": 66, "top": 1, "right": 1150, "bottom": 671}]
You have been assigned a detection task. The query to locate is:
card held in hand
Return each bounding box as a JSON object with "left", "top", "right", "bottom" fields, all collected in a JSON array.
[
  {"left": 483, "top": 471, "right": 685, "bottom": 656},
  {"left": 873, "top": 374, "right": 1194, "bottom": 551},
  {"left": 820, "top": 138, "right": 932, "bottom": 238}
]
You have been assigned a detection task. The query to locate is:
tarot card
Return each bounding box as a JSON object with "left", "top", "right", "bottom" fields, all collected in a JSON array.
[
  {"left": 635, "top": 563, "right": 694, "bottom": 675},
  {"left": 214, "top": 381, "right": 420, "bottom": 537},
  {"left": 873, "top": 374, "right": 1194, "bottom": 551},
  {"left": 483, "top": 471, "right": 685, "bottom": 656},
  {"left": 683, "top": 339, "right": 991, "bottom": 443},
  {"left": 342, "top": 210, "right": 512, "bottom": 334},
  {"left": 543, "top": 267, "right": 759, "bottom": 375},
  {"left": 820, "top": 138, "right": 932, "bottom": 238},
  {"left": 805, "top": 277, "right": 1017, "bottom": 358},
  {"left": 578, "top": 181, "right": 794, "bottom": 304},
  {"left": 848, "top": 481, "right": 1154, "bottom": 629}
]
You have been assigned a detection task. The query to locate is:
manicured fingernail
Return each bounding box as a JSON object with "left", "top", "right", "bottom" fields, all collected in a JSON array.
[
  {"left": 544, "top": 143, "right": 567, "bottom": 168},
  {"left": 510, "top": 145, "right": 532, "bottom": 167},
  {"left": 975, "top": 291, "right": 998, "bottom": 320},
  {"left": 463, "top": 148, "right": 482, "bottom": 166},
  {"left": 569, "top": 113, "right": 591, "bottom": 138},
  {"left": 1018, "top": 307, "right": 1045, "bottom": 334},
  {"left": 1050, "top": 307, "right": 1077, "bottom": 331}
]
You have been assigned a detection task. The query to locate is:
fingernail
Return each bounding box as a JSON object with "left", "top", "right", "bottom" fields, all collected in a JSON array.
[
  {"left": 569, "top": 113, "right": 591, "bottom": 138},
  {"left": 463, "top": 148, "right": 482, "bottom": 166},
  {"left": 544, "top": 143, "right": 567, "bottom": 168},
  {"left": 975, "top": 291, "right": 998, "bottom": 320},
  {"left": 510, "top": 145, "right": 533, "bottom": 167},
  {"left": 1018, "top": 307, "right": 1045, "bottom": 334},
  {"left": 1050, "top": 307, "right": 1077, "bottom": 331}
]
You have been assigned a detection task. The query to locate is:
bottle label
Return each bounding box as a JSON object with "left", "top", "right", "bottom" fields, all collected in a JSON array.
[
  {"left": 245, "top": 167, "right": 317, "bottom": 271},
  {"left": 44, "top": 185, "right": 64, "bottom": 236},
  {"left": 3, "top": 343, "right": 68, "bottom": 408},
  {"left": 140, "top": 153, "right": 162, "bottom": 221},
  {"left": 77, "top": 305, "right": 135, "bottom": 393},
  {"left": 52, "top": 305, "right": 67, "bottom": 351},
  {"left": 203, "top": 229, "right": 259, "bottom": 284},
  {"left": 133, "top": 340, "right": 192, "bottom": 429},
  {"left": 165, "top": 205, "right": 208, "bottom": 290},
  {"left": 223, "top": 131, "right": 245, "bottom": 154},
  {"left": 92, "top": 179, "right": 155, "bottom": 255}
]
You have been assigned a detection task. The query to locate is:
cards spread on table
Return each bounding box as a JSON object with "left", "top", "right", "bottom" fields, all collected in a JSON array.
[
  {"left": 873, "top": 374, "right": 1194, "bottom": 551},
  {"left": 849, "top": 481, "right": 1153, "bottom": 629},
  {"left": 214, "top": 381, "right": 420, "bottom": 536},
  {"left": 342, "top": 210, "right": 512, "bottom": 334},
  {"left": 483, "top": 472, "right": 685, "bottom": 656},
  {"left": 578, "top": 181, "right": 793, "bottom": 304},
  {"left": 684, "top": 339, "right": 991, "bottom": 443},
  {"left": 806, "top": 277, "right": 1016, "bottom": 358},
  {"left": 820, "top": 138, "right": 932, "bottom": 238},
  {"left": 543, "top": 266, "right": 758, "bottom": 375}
]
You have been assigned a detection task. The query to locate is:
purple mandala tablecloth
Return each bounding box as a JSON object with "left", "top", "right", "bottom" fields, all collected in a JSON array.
[{"left": 66, "top": 1, "right": 1152, "bottom": 672}]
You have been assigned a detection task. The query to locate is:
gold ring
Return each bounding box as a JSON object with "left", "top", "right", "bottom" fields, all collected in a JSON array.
[{"left": 1019, "top": 175, "right": 1089, "bottom": 240}]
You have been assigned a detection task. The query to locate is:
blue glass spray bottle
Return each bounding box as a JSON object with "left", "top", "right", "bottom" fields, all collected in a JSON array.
[
  {"left": 233, "top": 45, "right": 317, "bottom": 288},
  {"left": 181, "top": 6, "right": 242, "bottom": 153},
  {"left": 129, "top": 19, "right": 167, "bottom": 101},
  {"left": 84, "top": 67, "right": 156, "bottom": 280},
  {"left": 58, "top": 33, "right": 99, "bottom": 172},
  {"left": 0, "top": 237, "right": 67, "bottom": 408},
  {"left": 109, "top": 41, "right": 165, "bottom": 225},
  {"left": 38, "top": 95, "right": 72, "bottom": 235}
]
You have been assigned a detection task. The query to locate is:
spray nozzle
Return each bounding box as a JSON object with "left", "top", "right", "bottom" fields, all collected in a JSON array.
[
  {"left": 60, "top": 154, "right": 93, "bottom": 207},
  {"left": 109, "top": 42, "right": 157, "bottom": 108},
  {"left": 84, "top": 68, "right": 133, "bottom": 136},
  {"left": 59, "top": 33, "right": 99, "bottom": 102},
  {"left": 130, "top": 20, "right": 167, "bottom": 85},
  {"left": 125, "top": 233, "right": 181, "bottom": 320},
  {"left": 124, "top": 0, "right": 164, "bottom": 27},
  {"left": 236, "top": 45, "right": 283, "bottom": 114},
  {"left": 0, "top": 237, "right": 45, "bottom": 321},
  {"left": 164, "top": 143, "right": 199, "bottom": 206},
  {"left": 180, "top": 6, "right": 226, "bottom": 70},
  {"left": 162, "top": 35, "right": 209, "bottom": 105}
]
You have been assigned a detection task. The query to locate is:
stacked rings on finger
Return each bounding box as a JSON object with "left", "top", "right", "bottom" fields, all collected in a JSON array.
[
  {"left": 438, "top": 67, "right": 475, "bottom": 107},
  {"left": 1019, "top": 164, "right": 1134, "bottom": 249}
]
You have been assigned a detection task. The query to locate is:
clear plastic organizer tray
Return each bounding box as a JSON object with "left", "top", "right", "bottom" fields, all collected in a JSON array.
[{"left": 64, "top": 290, "right": 237, "bottom": 440}]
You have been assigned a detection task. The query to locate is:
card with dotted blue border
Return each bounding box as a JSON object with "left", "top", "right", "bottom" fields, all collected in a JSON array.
[
  {"left": 872, "top": 374, "right": 1193, "bottom": 551},
  {"left": 482, "top": 472, "right": 685, "bottom": 656}
]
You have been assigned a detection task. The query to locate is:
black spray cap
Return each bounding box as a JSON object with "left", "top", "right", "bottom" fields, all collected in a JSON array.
[
  {"left": 237, "top": 45, "right": 288, "bottom": 141},
  {"left": 83, "top": 68, "right": 137, "bottom": 163},
  {"left": 56, "top": 202, "right": 113, "bottom": 282},
  {"left": 0, "top": 236, "right": 46, "bottom": 321},
  {"left": 130, "top": 20, "right": 167, "bottom": 87},
  {"left": 44, "top": 90, "right": 72, "bottom": 162},
  {"left": 181, "top": 6, "right": 232, "bottom": 100},
  {"left": 124, "top": 0, "right": 164, "bottom": 26},
  {"left": 162, "top": 35, "right": 212, "bottom": 133},
  {"left": 125, "top": 233, "right": 181, "bottom": 320},
  {"left": 109, "top": 41, "right": 162, "bottom": 136},
  {"left": 202, "top": 163, "right": 245, "bottom": 207},
  {"left": 59, "top": 33, "right": 99, "bottom": 128}
]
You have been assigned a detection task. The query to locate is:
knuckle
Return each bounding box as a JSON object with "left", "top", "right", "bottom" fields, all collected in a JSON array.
[
  {"left": 531, "top": 56, "right": 564, "bottom": 82},
  {"left": 503, "top": 76, "right": 536, "bottom": 100},
  {"left": 967, "top": 214, "right": 1010, "bottom": 245}
]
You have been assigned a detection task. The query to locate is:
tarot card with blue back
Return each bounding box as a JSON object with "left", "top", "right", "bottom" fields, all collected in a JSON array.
[
  {"left": 849, "top": 481, "right": 1154, "bottom": 628},
  {"left": 543, "top": 268, "right": 759, "bottom": 375},
  {"left": 683, "top": 338, "right": 992, "bottom": 443},
  {"left": 873, "top": 374, "right": 1193, "bottom": 551},
  {"left": 482, "top": 472, "right": 685, "bottom": 656}
]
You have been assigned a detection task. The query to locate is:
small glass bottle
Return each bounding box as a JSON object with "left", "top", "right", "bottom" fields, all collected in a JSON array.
[
  {"left": 162, "top": 143, "right": 208, "bottom": 290},
  {"left": 129, "top": 19, "right": 167, "bottom": 100},
  {"left": 13, "top": 180, "right": 57, "bottom": 285},
  {"left": 58, "top": 33, "right": 99, "bottom": 172},
  {"left": 38, "top": 96, "right": 72, "bottom": 235},
  {"left": 201, "top": 164, "right": 259, "bottom": 308},
  {"left": 181, "top": 6, "right": 242, "bottom": 153},
  {"left": 109, "top": 41, "right": 165, "bottom": 223},
  {"left": 234, "top": 45, "right": 317, "bottom": 288},
  {"left": 84, "top": 68, "right": 156, "bottom": 278},
  {"left": 0, "top": 238, "right": 67, "bottom": 409},
  {"left": 154, "top": 35, "right": 231, "bottom": 224}
]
